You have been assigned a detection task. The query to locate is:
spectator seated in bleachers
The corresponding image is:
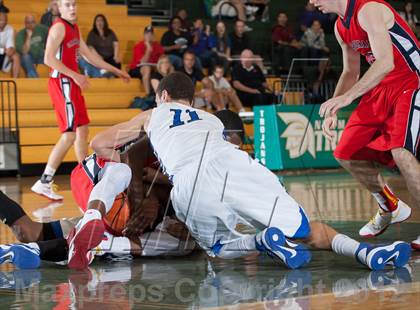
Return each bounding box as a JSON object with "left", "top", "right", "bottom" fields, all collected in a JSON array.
[
  {"left": 399, "top": 1, "right": 419, "bottom": 38},
  {"left": 209, "top": 21, "right": 231, "bottom": 74},
  {"left": 79, "top": 14, "right": 121, "bottom": 78},
  {"left": 175, "top": 8, "right": 193, "bottom": 32},
  {"left": 300, "top": 20, "right": 330, "bottom": 99},
  {"left": 0, "top": 0, "right": 8, "bottom": 14},
  {"left": 209, "top": 64, "right": 244, "bottom": 112},
  {"left": 16, "top": 15, "right": 48, "bottom": 78},
  {"left": 150, "top": 55, "right": 174, "bottom": 94},
  {"left": 229, "top": 19, "right": 265, "bottom": 73},
  {"left": 272, "top": 12, "right": 302, "bottom": 75},
  {"left": 207, "top": 0, "right": 258, "bottom": 25},
  {"left": 178, "top": 51, "right": 223, "bottom": 110},
  {"left": 128, "top": 25, "right": 164, "bottom": 97},
  {"left": 190, "top": 18, "right": 219, "bottom": 74},
  {"left": 299, "top": 1, "right": 333, "bottom": 36},
  {"left": 232, "top": 49, "right": 275, "bottom": 107},
  {"left": 41, "top": 0, "right": 60, "bottom": 28},
  {"left": 161, "top": 16, "right": 194, "bottom": 70},
  {"left": 0, "top": 12, "right": 20, "bottom": 78}
]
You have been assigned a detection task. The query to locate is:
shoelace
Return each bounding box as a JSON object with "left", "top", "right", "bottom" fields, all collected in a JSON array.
[{"left": 50, "top": 182, "right": 60, "bottom": 194}]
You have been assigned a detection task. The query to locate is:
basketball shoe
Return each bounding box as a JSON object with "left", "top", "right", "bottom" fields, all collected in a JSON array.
[
  {"left": 31, "top": 180, "right": 63, "bottom": 201},
  {"left": 411, "top": 236, "right": 420, "bottom": 250},
  {"left": 67, "top": 209, "right": 104, "bottom": 270},
  {"left": 359, "top": 200, "right": 411, "bottom": 238},
  {"left": 0, "top": 244, "right": 41, "bottom": 269},
  {"left": 256, "top": 227, "right": 312, "bottom": 269},
  {"left": 355, "top": 241, "right": 411, "bottom": 270}
]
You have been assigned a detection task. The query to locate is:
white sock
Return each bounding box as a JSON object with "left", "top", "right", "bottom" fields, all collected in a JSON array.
[
  {"left": 41, "top": 165, "right": 56, "bottom": 183},
  {"left": 216, "top": 235, "right": 257, "bottom": 259},
  {"left": 331, "top": 234, "right": 365, "bottom": 264},
  {"left": 88, "top": 163, "right": 132, "bottom": 213}
]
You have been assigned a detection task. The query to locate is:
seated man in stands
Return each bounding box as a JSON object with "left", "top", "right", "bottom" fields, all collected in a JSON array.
[
  {"left": 128, "top": 26, "right": 164, "bottom": 98},
  {"left": 0, "top": 12, "right": 20, "bottom": 78},
  {"left": 272, "top": 12, "right": 302, "bottom": 75},
  {"left": 229, "top": 20, "right": 265, "bottom": 73},
  {"left": 178, "top": 51, "right": 223, "bottom": 110},
  {"left": 160, "top": 16, "right": 193, "bottom": 70},
  {"left": 41, "top": 0, "right": 60, "bottom": 28},
  {"left": 232, "top": 49, "right": 275, "bottom": 107},
  {"left": 16, "top": 15, "right": 48, "bottom": 78}
]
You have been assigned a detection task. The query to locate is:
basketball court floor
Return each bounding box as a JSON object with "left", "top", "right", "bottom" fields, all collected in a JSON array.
[{"left": 0, "top": 170, "right": 419, "bottom": 309}]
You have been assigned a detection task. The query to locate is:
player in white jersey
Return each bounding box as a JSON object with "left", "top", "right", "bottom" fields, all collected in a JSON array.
[{"left": 88, "top": 72, "right": 411, "bottom": 270}]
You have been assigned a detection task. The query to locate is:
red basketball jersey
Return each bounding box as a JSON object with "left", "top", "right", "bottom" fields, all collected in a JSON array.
[
  {"left": 336, "top": 0, "right": 420, "bottom": 85},
  {"left": 49, "top": 17, "right": 80, "bottom": 79}
]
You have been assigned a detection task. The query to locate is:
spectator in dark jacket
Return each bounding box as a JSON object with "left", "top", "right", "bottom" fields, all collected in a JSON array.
[{"left": 40, "top": 0, "right": 60, "bottom": 28}]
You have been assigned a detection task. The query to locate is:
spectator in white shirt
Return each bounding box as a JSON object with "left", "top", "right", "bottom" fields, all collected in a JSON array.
[
  {"left": 0, "top": 13, "right": 20, "bottom": 77},
  {"left": 210, "top": 65, "right": 244, "bottom": 112}
]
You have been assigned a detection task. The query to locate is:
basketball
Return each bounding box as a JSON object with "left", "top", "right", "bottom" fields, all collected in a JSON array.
[{"left": 104, "top": 192, "right": 130, "bottom": 236}]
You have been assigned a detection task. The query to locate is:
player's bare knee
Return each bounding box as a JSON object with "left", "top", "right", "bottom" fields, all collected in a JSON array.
[
  {"left": 305, "top": 222, "right": 334, "bottom": 250},
  {"left": 61, "top": 132, "right": 76, "bottom": 145}
]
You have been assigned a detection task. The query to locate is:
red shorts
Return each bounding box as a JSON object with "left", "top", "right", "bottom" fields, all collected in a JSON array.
[
  {"left": 334, "top": 81, "right": 420, "bottom": 167},
  {"left": 70, "top": 154, "right": 129, "bottom": 236},
  {"left": 48, "top": 77, "right": 90, "bottom": 133}
]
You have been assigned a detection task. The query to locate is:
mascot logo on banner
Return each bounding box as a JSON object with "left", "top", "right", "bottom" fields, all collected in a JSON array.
[{"left": 278, "top": 113, "right": 316, "bottom": 159}]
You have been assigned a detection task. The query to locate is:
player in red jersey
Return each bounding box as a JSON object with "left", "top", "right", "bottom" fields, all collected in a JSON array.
[
  {"left": 31, "top": 0, "right": 130, "bottom": 201},
  {"left": 311, "top": 0, "right": 419, "bottom": 246}
]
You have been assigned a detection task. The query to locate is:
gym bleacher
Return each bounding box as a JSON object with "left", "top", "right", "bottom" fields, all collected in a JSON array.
[{"left": 0, "top": 0, "right": 418, "bottom": 173}]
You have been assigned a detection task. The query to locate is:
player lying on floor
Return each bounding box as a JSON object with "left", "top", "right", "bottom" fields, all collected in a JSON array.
[
  {"left": 0, "top": 137, "right": 195, "bottom": 269},
  {"left": 88, "top": 72, "right": 412, "bottom": 271},
  {"left": 0, "top": 109, "right": 244, "bottom": 269}
]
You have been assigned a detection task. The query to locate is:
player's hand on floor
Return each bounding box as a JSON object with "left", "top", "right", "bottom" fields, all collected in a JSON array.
[
  {"left": 123, "top": 197, "right": 160, "bottom": 238},
  {"left": 166, "top": 220, "right": 190, "bottom": 241},
  {"left": 73, "top": 73, "right": 90, "bottom": 91},
  {"left": 319, "top": 94, "right": 352, "bottom": 117},
  {"left": 322, "top": 114, "right": 338, "bottom": 141}
]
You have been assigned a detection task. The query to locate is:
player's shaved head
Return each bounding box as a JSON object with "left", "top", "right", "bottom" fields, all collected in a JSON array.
[{"left": 156, "top": 72, "right": 195, "bottom": 104}]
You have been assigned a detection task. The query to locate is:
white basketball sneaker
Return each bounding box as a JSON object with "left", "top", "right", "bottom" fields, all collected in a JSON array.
[
  {"left": 31, "top": 180, "right": 63, "bottom": 201},
  {"left": 411, "top": 236, "right": 420, "bottom": 251},
  {"left": 359, "top": 200, "right": 411, "bottom": 238}
]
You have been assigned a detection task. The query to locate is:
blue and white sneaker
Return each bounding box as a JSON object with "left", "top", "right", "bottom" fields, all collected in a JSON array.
[
  {"left": 255, "top": 227, "right": 312, "bottom": 269},
  {"left": 0, "top": 244, "right": 41, "bottom": 269},
  {"left": 355, "top": 241, "right": 411, "bottom": 271}
]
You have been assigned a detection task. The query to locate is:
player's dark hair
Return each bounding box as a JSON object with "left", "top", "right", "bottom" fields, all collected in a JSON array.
[
  {"left": 214, "top": 110, "right": 245, "bottom": 143},
  {"left": 157, "top": 72, "right": 195, "bottom": 103}
]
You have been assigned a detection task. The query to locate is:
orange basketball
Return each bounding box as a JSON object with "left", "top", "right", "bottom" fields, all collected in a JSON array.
[{"left": 104, "top": 192, "right": 130, "bottom": 236}]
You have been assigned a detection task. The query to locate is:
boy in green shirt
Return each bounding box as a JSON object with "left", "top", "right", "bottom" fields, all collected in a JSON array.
[{"left": 16, "top": 15, "right": 48, "bottom": 77}]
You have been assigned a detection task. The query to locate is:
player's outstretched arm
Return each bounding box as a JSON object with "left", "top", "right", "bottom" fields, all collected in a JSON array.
[
  {"left": 90, "top": 110, "right": 152, "bottom": 161},
  {"left": 320, "top": 3, "right": 395, "bottom": 117},
  {"left": 45, "top": 23, "right": 89, "bottom": 90},
  {"left": 79, "top": 34, "right": 130, "bottom": 82}
]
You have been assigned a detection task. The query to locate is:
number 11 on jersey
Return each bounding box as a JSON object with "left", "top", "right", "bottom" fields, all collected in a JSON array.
[{"left": 169, "top": 109, "right": 202, "bottom": 128}]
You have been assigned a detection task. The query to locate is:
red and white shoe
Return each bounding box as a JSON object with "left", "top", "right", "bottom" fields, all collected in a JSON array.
[
  {"left": 359, "top": 200, "right": 411, "bottom": 238},
  {"left": 411, "top": 236, "right": 420, "bottom": 251},
  {"left": 67, "top": 210, "right": 105, "bottom": 270}
]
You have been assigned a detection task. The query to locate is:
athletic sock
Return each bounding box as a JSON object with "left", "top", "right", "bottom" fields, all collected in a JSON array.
[
  {"left": 213, "top": 235, "right": 257, "bottom": 259},
  {"left": 40, "top": 165, "right": 56, "bottom": 184},
  {"left": 35, "top": 239, "right": 68, "bottom": 262},
  {"left": 372, "top": 185, "right": 399, "bottom": 212},
  {"left": 0, "top": 191, "right": 27, "bottom": 226},
  {"left": 331, "top": 234, "right": 366, "bottom": 264}
]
